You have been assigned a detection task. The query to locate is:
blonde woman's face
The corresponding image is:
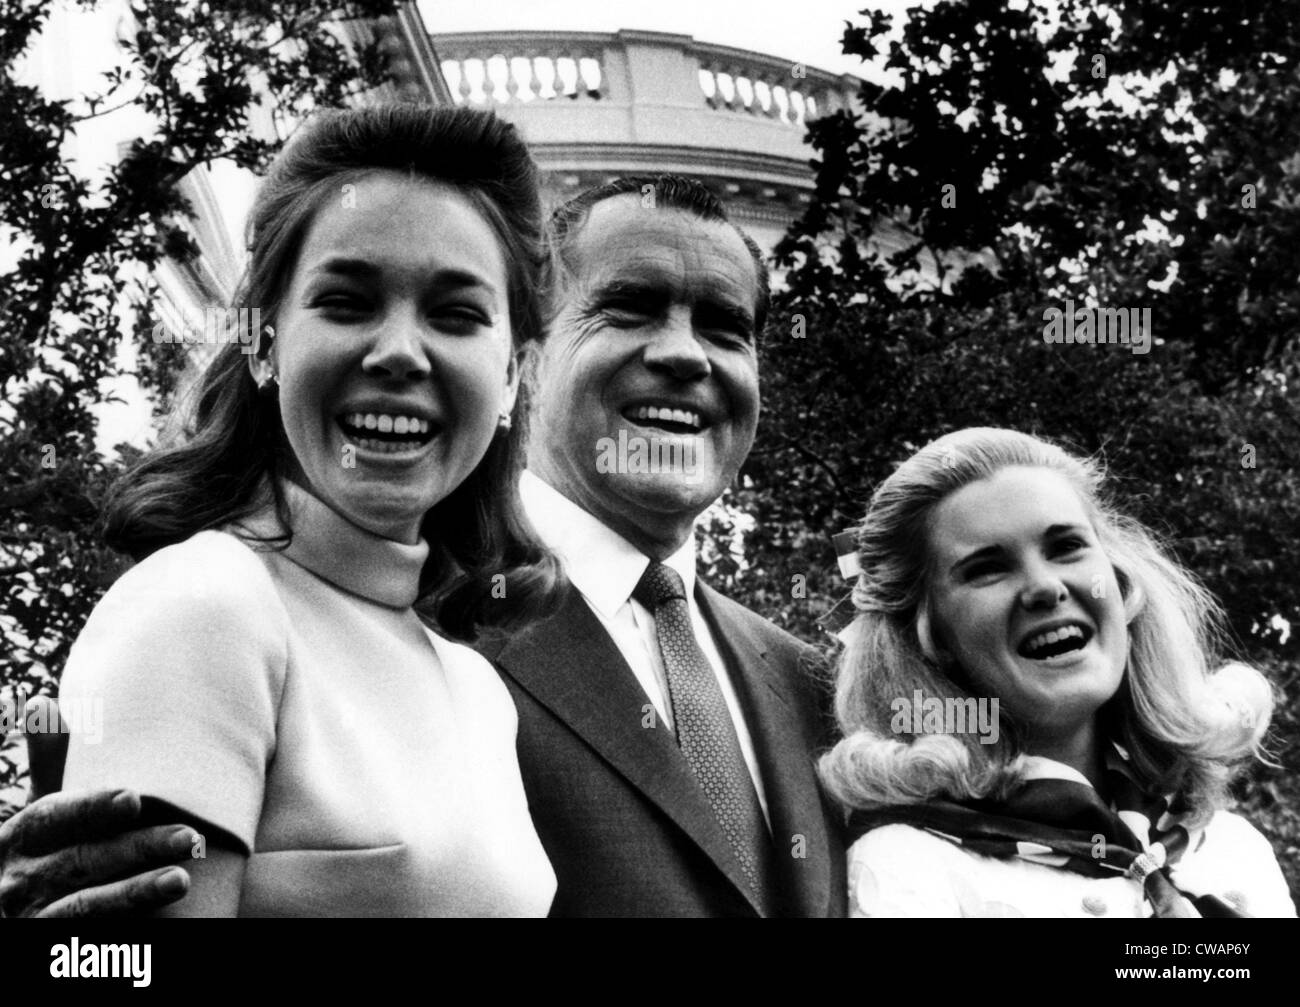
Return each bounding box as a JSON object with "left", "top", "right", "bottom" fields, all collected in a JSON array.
[{"left": 925, "top": 466, "right": 1130, "bottom": 752}]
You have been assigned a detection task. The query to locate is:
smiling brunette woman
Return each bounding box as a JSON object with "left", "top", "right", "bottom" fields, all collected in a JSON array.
[
  {"left": 821, "top": 427, "right": 1295, "bottom": 918},
  {"left": 55, "top": 104, "right": 561, "bottom": 916}
]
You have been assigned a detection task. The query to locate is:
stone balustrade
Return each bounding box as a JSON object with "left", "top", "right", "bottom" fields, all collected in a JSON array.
[
  {"left": 436, "top": 31, "right": 609, "bottom": 105},
  {"left": 428, "top": 29, "right": 862, "bottom": 257},
  {"left": 433, "top": 29, "right": 854, "bottom": 129}
]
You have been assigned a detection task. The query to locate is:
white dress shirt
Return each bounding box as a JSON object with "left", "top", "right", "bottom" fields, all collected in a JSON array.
[{"left": 519, "top": 469, "right": 770, "bottom": 824}]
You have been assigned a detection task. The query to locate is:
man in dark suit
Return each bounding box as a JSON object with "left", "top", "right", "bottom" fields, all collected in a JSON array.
[
  {"left": 488, "top": 176, "right": 843, "bottom": 916},
  {"left": 0, "top": 176, "right": 845, "bottom": 918}
]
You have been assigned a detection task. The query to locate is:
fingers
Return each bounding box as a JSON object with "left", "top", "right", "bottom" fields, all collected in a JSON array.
[
  {"left": 25, "top": 697, "right": 68, "bottom": 800},
  {"left": 1, "top": 789, "right": 142, "bottom": 856},
  {"left": 48, "top": 823, "right": 197, "bottom": 888},
  {"left": 39, "top": 866, "right": 191, "bottom": 918},
  {"left": 0, "top": 823, "right": 196, "bottom": 919}
]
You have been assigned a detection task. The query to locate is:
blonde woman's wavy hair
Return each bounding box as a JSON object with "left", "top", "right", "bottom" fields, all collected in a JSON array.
[{"left": 819, "top": 427, "right": 1273, "bottom": 824}]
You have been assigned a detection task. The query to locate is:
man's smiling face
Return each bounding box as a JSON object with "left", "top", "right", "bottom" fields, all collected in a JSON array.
[{"left": 529, "top": 194, "right": 761, "bottom": 554}]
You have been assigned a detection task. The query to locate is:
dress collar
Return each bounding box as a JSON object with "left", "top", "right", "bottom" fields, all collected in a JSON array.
[
  {"left": 236, "top": 478, "right": 429, "bottom": 609},
  {"left": 519, "top": 469, "right": 697, "bottom": 618}
]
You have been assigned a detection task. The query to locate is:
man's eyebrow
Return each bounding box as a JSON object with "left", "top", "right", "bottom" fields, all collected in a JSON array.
[
  {"left": 589, "top": 278, "right": 668, "bottom": 303},
  {"left": 588, "top": 278, "right": 754, "bottom": 327},
  {"left": 308, "top": 257, "right": 496, "bottom": 293},
  {"left": 697, "top": 298, "right": 755, "bottom": 332}
]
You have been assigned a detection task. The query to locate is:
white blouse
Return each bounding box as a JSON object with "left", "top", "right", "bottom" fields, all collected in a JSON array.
[{"left": 848, "top": 758, "right": 1296, "bottom": 918}]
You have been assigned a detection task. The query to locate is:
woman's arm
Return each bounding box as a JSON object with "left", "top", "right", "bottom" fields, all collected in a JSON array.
[
  {"left": 150, "top": 847, "right": 244, "bottom": 919},
  {"left": 132, "top": 800, "right": 247, "bottom": 918},
  {"left": 57, "top": 533, "right": 288, "bottom": 917},
  {"left": 153, "top": 843, "right": 246, "bottom": 918}
]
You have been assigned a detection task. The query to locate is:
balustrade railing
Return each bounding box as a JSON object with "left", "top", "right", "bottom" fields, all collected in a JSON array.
[{"left": 432, "top": 30, "right": 855, "bottom": 127}]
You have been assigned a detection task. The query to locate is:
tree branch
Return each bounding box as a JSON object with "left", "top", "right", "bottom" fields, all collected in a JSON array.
[
  {"left": 71, "top": 91, "right": 146, "bottom": 122},
  {"left": 771, "top": 436, "right": 853, "bottom": 504}
]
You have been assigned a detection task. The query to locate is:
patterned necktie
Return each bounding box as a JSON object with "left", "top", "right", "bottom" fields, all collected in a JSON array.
[{"left": 633, "top": 561, "right": 774, "bottom": 913}]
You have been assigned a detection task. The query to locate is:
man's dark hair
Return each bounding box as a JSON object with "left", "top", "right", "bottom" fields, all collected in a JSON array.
[{"left": 547, "top": 174, "right": 770, "bottom": 338}]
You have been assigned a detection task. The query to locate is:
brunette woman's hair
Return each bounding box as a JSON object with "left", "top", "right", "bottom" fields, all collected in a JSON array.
[{"left": 104, "top": 103, "right": 561, "bottom": 641}]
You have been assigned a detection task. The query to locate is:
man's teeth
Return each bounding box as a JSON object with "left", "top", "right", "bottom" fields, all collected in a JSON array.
[
  {"left": 343, "top": 413, "right": 430, "bottom": 435},
  {"left": 628, "top": 405, "right": 702, "bottom": 430}
]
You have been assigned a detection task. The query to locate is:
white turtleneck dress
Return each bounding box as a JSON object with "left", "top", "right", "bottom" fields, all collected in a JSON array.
[{"left": 59, "top": 480, "right": 556, "bottom": 917}]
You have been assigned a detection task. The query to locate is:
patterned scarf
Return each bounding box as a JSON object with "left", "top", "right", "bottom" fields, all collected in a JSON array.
[{"left": 847, "top": 748, "right": 1247, "bottom": 918}]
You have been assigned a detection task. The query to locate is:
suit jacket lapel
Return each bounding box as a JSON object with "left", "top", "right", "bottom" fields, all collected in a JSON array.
[
  {"left": 696, "top": 582, "right": 838, "bottom": 918},
  {"left": 490, "top": 585, "right": 765, "bottom": 914}
]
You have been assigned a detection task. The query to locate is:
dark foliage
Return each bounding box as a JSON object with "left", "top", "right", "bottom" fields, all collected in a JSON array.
[
  {"left": 0, "top": 0, "right": 401, "bottom": 809},
  {"left": 699, "top": 1, "right": 1300, "bottom": 892}
]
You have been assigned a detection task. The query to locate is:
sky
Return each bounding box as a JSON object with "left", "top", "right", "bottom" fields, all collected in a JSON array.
[{"left": 417, "top": 0, "right": 925, "bottom": 80}]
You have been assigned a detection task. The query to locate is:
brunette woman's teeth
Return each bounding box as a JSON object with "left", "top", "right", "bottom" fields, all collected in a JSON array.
[{"left": 336, "top": 411, "right": 436, "bottom": 454}]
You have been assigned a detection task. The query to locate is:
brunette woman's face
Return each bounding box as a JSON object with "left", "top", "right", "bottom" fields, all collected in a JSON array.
[
  {"left": 254, "top": 172, "right": 519, "bottom": 542},
  {"left": 925, "top": 467, "right": 1131, "bottom": 752}
]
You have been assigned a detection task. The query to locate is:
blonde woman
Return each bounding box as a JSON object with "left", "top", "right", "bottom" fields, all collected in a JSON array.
[{"left": 821, "top": 427, "right": 1295, "bottom": 918}]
